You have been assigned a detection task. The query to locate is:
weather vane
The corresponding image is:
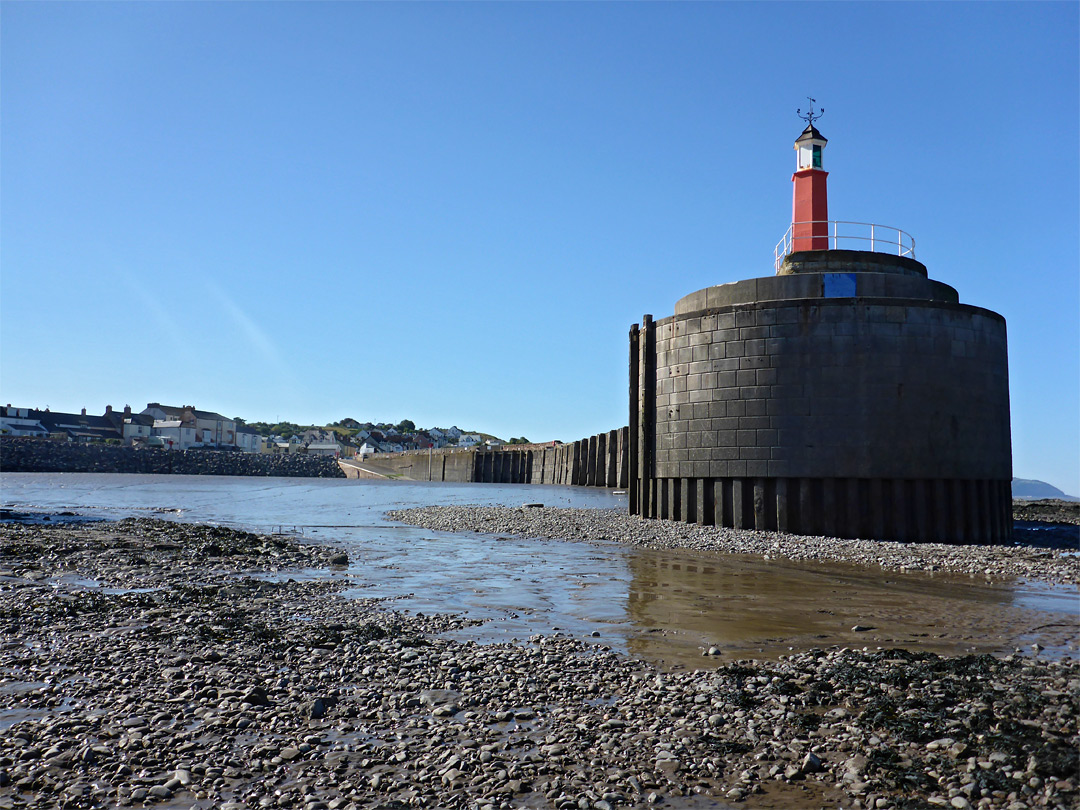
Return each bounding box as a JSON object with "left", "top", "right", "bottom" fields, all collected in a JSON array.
[{"left": 797, "top": 97, "right": 824, "bottom": 126}]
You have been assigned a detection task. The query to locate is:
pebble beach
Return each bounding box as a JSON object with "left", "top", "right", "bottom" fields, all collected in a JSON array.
[{"left": 1, "top": 512, "right": 1077, "bottom": 810}]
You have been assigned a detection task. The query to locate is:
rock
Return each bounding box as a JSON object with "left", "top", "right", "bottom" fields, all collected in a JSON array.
[
  {"left": 308, "top": 697, "right": 337, "bottom": 719},
  {"left": 242, "top": 686, "right": 271, "bottom": 706},
  {"left": 801, "top": 752, "right": 823, "bottom": 773},
  {"left": 655, "top": 756, "right": 681, "bottom": 774}
]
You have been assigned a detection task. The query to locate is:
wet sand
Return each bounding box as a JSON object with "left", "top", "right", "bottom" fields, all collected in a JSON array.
[
  {"left": 1, "top": 517, "right": 1077, "bottom": 810},
  {"left": 388, "top": 505, "right": 1079, "bottom": 668}
]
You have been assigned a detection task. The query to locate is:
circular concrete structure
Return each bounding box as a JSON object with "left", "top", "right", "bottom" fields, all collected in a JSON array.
[{"left": 629, "top": 250, "right": 1012, "bottom": 543}]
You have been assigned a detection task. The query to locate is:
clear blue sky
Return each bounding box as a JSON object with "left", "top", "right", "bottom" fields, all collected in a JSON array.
[{"left": 3, "top": 2, "right": 1078, "bottom": 495}]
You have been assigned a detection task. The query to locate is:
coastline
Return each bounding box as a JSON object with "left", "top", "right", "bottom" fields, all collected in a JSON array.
[{"left": 1, "top": 517, "right": 1077, "bottom": 810}]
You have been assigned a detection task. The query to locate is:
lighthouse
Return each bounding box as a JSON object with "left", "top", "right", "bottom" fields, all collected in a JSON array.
[
  {"left": 628, "top": 105, "right": 1014, "bottom": 544},
  {"left": 791, "top": 99, "right": 829, "bottom": 251}
]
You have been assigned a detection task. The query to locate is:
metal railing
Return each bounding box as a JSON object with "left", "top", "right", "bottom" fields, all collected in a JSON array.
[{"left": 774, "top": 220, "right": 916, "bottom": 273}]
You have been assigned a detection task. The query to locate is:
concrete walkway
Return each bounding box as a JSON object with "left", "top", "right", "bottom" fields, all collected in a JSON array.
[{"left": 337, "top": 458, "right": 398, "bottom": 479}]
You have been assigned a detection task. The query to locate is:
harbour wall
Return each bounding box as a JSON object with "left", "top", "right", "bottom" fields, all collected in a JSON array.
[
  {"left": 0, "top": 437, "right": 347, "bottom": 478},
  {"left": 357, "top": 428, "right": 630, "bottom": 488}
]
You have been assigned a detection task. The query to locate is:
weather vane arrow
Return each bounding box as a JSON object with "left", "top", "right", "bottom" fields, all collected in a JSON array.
[{"left": 797, "top": 97, "right": 824, "bottom": 126}]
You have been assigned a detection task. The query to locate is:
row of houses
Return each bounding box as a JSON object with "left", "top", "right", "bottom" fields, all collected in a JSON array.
[
  {"left": 353, "top": 428, "right": 502, "bottom": 457},
  {"left": 2, "top": 405, "right": 152, "bottom": 445},
  {"left": 271, "top": 427, "right": 497, "bottom": 459},
  {"left": 0, "top": 403, "right": 263, "bottom": 452},
  {"left": 1, "top": 403, "right": 504, "bottom": 458},
  {"left": 142, "top": 403, "right": 262, "bottom": 452}
]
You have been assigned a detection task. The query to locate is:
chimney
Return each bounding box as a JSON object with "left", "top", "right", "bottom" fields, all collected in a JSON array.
[
  {"left": 81, "top": 408, "right": 87, "bottom": 416},
  {"left": 124, "top": 405, "right": 131, "bottom": 416},
  {"left": 105, "top": 405, "right": 113, "bottom": 415}
]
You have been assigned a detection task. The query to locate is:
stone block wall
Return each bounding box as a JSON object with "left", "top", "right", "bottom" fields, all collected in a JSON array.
[
  {"left": 631, "top": 252, "right": 1013, "bottom": 543},
  {"left": 650, "top": 299, "right": 1010, "bottom": 481}
]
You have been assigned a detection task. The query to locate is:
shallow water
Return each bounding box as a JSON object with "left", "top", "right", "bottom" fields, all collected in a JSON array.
[{"left": 2, "top": 473, "right": 1077, "bottom": 667}]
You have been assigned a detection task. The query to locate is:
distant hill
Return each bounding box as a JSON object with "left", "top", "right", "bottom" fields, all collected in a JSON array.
[{"left": 1012, "top": 478, "right": 1079, "bottom": 502}]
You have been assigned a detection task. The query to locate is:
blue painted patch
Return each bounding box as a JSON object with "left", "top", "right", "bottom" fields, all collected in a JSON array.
[{"left": 823, "top": 273, "right": 857, "bottom": 298}]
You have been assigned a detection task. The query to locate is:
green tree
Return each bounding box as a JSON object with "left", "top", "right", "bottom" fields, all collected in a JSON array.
[{"left": 395, "top": 419, "right": 416, "bottom": 433}]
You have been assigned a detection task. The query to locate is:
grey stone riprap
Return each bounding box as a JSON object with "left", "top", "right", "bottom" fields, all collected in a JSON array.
[
  {"left": 386, "top": 505, "right": 1079, "bottom": 585},
  {"left": 2, "top": 518, "right": 1076, "bottom": 810},
  {"left": 631, "top": 250, "right": 1013, "bottom": 543},
  {"left": 0, "top": 437, "right": 346, "bottom": 478}
]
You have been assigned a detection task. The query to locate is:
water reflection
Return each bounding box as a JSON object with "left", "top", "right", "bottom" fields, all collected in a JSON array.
[
  {"left": 621, "top": 550, "right": 1078, "bottom": 666},
  {"left": 3, "top": 474, "right": 1076, "bottom": 667}
]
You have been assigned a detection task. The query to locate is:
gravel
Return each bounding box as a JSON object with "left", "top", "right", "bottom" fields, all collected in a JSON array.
[
  {"left": 1, "top": 517, "right": 1076, "bottom": 810},
  {"left": 386, "top": 505, "right": 1080, "bottom": 586}
]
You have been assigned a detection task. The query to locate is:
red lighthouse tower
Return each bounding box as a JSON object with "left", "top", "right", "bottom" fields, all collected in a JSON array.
[{"left": 791, "top": 99, "right": 828, "bottom": 251}]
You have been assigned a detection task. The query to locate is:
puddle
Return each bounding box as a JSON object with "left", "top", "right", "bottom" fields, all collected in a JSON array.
[
  {"left": 46, "top": 575, "right": 162, "bottom": 595},
  {"left": 607, "top": 549, "right": 1079, "bottom": 666},
  {"left": 4, "top": 475, "right": 1077, "bottom": 671},
  {"left": 0, "top": 508, "right": 105, "bottom": 525},
  {"left": 1012, "top": 579, "right": 1080, "bottom": 612}
]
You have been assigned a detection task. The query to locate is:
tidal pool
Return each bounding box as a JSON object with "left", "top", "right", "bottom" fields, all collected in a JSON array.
[{"left": 3, "top": 473, "right": 1076, "bottom": 668}]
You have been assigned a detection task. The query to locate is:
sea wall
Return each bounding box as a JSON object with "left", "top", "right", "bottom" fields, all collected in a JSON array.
[
  {"left": 0, "top": 437, "right": 346, "bottom": 478},
  {"left": 360, "top": 428, "right": 630, "bottom": 488}
]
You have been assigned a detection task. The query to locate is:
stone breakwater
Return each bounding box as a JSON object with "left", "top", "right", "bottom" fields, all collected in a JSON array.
[
  {"left": 385, "top": 506, "right": 1080, "bottom": 586},
  {"left": 1012, "top": 500, "right": 1080, "bottom": 526},
  {"left": 2, "top": 520, "right": 1077, "bottom": 810},
  {"left": 0, "top": 437, "right": 346, "bottom": 478}
]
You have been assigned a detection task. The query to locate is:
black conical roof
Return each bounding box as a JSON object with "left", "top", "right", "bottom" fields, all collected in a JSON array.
[{"left": 795, "top": 123, "right": 827, "bottom": 144}]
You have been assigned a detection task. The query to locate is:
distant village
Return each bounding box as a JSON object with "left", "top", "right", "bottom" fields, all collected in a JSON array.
[{"left": 0, "top": 403, "right": 525, "bottom": 459}]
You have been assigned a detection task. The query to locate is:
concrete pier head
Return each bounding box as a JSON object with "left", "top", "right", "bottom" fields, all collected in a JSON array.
[{"left": 630, "top": 250, "right": 1012, "bottom": 543}]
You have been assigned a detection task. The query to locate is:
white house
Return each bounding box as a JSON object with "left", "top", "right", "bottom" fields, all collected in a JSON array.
[
  {"left": 152, "top": 420, "right": 197, "bottom": 450},
  {"left": 358, "top": 440, "right": 380, "bottom": 458},
  {"left": 142, "top": 404, "right": 236, "bottom": 448},
  {"left": 104, "top": 406, "right": 153, "bottom": 446},
  {"left": 458, "top": 433, "right": 483, "bottom": 448},
  {"left": 236, "top": 426, "right": 264, "bottom": 454},
  {"left": 0, "top": 407, "right": 48, "bottom": 437}
]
